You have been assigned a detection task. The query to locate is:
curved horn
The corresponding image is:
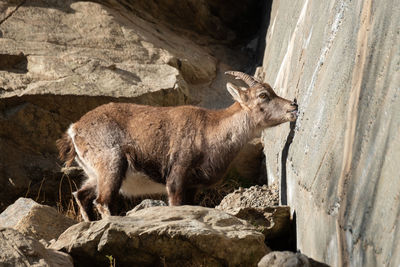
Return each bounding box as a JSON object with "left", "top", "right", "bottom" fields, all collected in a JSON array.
[{"left": 225, "top": 71, "right": 260, "bottom": 87}]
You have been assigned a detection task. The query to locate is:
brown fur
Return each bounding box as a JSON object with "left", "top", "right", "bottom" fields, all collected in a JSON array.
[
  {"left": 56, "top": 133, "right": 76, "bottom": 167},
  {"left": 58, "top": 73, "right": 298, "bottom": 221}
]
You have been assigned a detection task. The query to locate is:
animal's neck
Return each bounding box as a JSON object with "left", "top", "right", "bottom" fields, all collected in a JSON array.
[{"left": 207, "top": 102, "right": 256, "bottom": 165}]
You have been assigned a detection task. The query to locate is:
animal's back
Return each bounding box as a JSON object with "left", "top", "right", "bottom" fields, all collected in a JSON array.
[{"left": 74, "top": 102, "right": 207, "bottom": 139}]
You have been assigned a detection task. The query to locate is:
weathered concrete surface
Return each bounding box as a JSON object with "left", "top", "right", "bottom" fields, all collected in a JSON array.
[
  {"left": 260, "top": 0, "right": 400, "bottom": 266},
  {"left": 0, "top": 0, "right": 251, "bottom": 211},
  {"left": 51, "top": 206, "right": 269, "bottom": 266}
]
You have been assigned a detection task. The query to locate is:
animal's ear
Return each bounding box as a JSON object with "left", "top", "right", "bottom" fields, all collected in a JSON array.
[{"left": 226, "top": 82, "right": 248, "bottom": 104}]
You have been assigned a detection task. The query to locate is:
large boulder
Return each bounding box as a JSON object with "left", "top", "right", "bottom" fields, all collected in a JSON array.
[
  {"left": 0, "top": 227, "right": 73, "bottom": 267},
  {"left": 259, "top": 0, "right": 400, "bottom": 265},
  {"left": 0, "top": 198, "right": 76, "bottom": 242},
  {"left": 51, "top": 205, "right": 269, "bottom": 266},
  {"left": 216, "top": 185, "right": 293, "bottom": 250}
]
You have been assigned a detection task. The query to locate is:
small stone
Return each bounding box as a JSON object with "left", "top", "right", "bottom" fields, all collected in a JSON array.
[{"left": 258, "top": 251, "right": 329, "bottom": 267}]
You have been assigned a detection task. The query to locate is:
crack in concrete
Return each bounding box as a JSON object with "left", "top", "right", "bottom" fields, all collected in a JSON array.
[
  {"left": 280, "top": 120, "right": 297, "bottom": 205},
  {"left": 0, "top": 1, "right": 26, "bottom": 26}
]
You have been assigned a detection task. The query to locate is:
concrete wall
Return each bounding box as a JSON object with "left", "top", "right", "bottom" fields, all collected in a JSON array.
[{"left": 260, "top": 0, "right": 400, "bottom": 266}]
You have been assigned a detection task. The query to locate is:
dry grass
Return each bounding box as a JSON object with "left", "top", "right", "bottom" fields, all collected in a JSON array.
[
  {"left": 19, "top": 168, "right": 83, "bottom": 221},
  {"left": 57, "top": 170, "right": 81, "bottom": 221},
  {"left": 195, "top": 178, "right": 241, "bottom": 207}
]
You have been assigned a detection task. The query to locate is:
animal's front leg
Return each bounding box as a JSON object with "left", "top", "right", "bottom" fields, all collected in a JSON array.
[{"left": 166, "top": 166, "right": 187, "bottom": 206}]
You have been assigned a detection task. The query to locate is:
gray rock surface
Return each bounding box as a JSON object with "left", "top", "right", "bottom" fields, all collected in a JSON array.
[
  {"left": 51, "top": 205, "right": 269, "bottom": 266},
  {"left": 260, "top": 0, "right": 400, "bottom": 266},
  {"left": 258, "top": 251, "right": 329, "bottom": 267},
  {"left": 217, "top": 184, "right": 279, "bottom": 211},
  {"left": 126, "top": 199, "right": 167, "bottom": 215},
  {"left": 0, "top": 198, "right": 76, "bottom": 242},
  {"left": 216, "top": 185, "right": 292, "bottom": 249},
  {"left": 0, "top": 228, "right": 73, "bottom": 267}
]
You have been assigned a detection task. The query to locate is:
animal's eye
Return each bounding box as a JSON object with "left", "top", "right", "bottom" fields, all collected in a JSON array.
[{"left": 258, "top": 93, "right": 268, "bottom": 99}]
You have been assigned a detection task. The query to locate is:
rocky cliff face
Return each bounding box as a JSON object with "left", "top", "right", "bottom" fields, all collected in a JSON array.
[{"left": 260, "top": 0, "right": 399, "bottom": 266}]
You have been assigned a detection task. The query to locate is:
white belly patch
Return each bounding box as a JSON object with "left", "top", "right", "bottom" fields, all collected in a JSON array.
[{"left": 120, "top": 168, "right": 167, "bottom": 197}]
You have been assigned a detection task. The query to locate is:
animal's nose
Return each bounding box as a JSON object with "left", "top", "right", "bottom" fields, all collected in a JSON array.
[{"left": 291, "top": 102, "right": 298, "bottom": 108}]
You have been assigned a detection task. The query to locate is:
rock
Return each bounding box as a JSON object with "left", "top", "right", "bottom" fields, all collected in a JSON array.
[
  {"left": 217, "top": 184, "right": 280, "bottom": 211},
  {"left": 258, "top": 251, "right": 329, "bottom": 267},
  {"left": 0, "top": 227, "right": 73, "bottom": 267},
  {"left": 260, "top": 0, "right": 400, "bottom": 265},
  {"left": 51, "top": 206, "right": 269, "bottom": 266},
  {"left": 216, "top": 185, "right": 293, "bottom": 250},
  {"left": 222, "top": 205, "right": 291, "bottom": 239},
  {"left": 195, "top": 148, "right": 270, "bottom": 208},
  {"left": 121, "top": 0, "right": 264, "bottom": 42},
  {"left": 126, "top": 199, "right": 167, "bottom": 215},
  {"left": 0, "top": 198, "right": 76, "bottom": 242}
]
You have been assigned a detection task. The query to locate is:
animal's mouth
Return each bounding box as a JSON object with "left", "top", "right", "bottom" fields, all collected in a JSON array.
[{"left": 287, "top": 109, "right": 298, "bottom": 121}]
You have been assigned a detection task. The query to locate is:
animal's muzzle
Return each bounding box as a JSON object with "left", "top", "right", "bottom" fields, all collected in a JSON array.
[{"left": 287, "top": 102, "right": 298, "bottom": 120}]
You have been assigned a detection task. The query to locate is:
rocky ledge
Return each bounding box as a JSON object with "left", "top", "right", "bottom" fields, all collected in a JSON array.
[
  {"left": 51, "top": 205, "right": 269, "bottom": 266},
  {"left": 0, "top": 186, "right": 328, "bottom": 267}
]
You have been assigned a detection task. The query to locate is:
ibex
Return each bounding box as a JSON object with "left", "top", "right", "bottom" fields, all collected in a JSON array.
[{"left": 57, "top": 71, "right": 298, "bottom": 221}]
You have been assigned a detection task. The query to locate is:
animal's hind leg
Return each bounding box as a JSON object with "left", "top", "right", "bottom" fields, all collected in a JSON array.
[
  {"left": 73, "top": 179, "right": 97, "bottom": 222},
  {"left": 93, "top": 154, "right": 128, "bottom": 219}
]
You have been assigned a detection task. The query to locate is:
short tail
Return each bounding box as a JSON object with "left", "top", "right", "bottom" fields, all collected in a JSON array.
[{"left": 56, "top": 133, "right": 76, "bottom": 167}]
